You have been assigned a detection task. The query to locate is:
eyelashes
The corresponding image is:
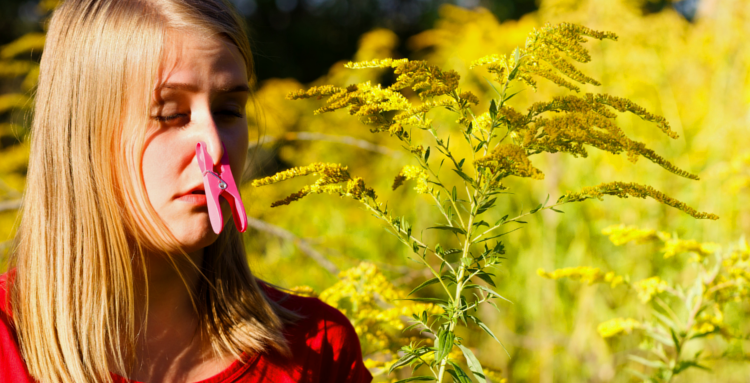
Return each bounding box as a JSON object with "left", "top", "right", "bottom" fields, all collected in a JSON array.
[{"left": 153, "top": 110, "right": 244, "bottom": 124}]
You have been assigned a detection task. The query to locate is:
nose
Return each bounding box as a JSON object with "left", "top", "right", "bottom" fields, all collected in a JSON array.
[{"left": 198, "top": 116, "right": 225, "bottom": 171}]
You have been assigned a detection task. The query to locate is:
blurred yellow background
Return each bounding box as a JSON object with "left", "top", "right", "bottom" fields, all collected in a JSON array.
[{"left": 1, "top": 0, "right": 748, "bottom": 381}]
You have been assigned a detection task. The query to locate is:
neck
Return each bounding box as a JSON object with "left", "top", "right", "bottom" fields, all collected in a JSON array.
[
  {"left": 140, "top": 248, "right": 204, "bottom": 316},
  {"left": 130, "top": 248, "right": 214, "bottom": 381}
]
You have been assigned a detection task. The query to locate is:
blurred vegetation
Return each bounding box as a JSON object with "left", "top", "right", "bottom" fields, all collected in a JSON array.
[{"left": 1, "top": 0, "right": 749, "bottom": 382}]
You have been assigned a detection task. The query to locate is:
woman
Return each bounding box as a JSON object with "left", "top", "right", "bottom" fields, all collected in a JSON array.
[{"left": 0, "top": 0, "right": 372, "bottom": 382}]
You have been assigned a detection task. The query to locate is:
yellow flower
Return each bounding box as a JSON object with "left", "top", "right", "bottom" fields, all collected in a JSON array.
[
  {"left": 601, "top": 224, "right": 666, "bottom": 246},
  {"left": 662, "top": 238, "right": 720, "bottom": 261},
  {"left": 634, "top": 276, "right": 669, "bottom": 302},
  {"left": 537, "top": 266, "right": 605, "bottom": 284},
  {"left": 392, "top": 165, "right": 431, "bottom": 194},
  {"left": 288, "top": 286, "right": 318, "bottom": 298},
  {"left": 597, "top": 318, "right": 641, "bottom": 338}
]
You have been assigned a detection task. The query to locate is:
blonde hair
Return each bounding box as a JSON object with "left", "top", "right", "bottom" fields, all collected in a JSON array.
[{"left": 9, "top": 1, "right": 294, "bottom": 382}]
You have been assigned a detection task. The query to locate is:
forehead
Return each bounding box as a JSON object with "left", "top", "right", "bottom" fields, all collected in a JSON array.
[{"left": 157, "top": 31, "right": 248, "bottom": 93}]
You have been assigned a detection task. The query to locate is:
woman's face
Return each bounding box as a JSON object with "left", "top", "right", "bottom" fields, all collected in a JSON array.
[{"left": 142, "top": 32, "right": 249, "bottom": 254}]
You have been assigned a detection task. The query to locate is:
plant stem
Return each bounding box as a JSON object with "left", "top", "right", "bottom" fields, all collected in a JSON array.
[{"left": 436, "top": 187, "right": 478, "bottom": 381}]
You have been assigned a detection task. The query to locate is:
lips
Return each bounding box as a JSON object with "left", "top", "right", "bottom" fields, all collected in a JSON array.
[{"left": 177, "top": 186, "right": 208, "bottom": 205}]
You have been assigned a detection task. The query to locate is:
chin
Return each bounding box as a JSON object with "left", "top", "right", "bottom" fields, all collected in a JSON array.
[
  {"left": 178, "top": 231, "right": 220, "bottom": 254},
  {"left": 169, "top": 219, "right": 223, "bottom": 254}
]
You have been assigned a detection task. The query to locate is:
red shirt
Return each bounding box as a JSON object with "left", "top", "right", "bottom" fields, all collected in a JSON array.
[{"left": 0, "top": 273, "right": 373, "bottom": 383}]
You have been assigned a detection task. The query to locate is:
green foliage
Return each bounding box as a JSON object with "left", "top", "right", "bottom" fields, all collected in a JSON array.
[
  {"left": 540, "top": 225, "right": 750, "bottom": 382},
  {"left": 253, "top": 22, "right": 715, "bottom": 382}
]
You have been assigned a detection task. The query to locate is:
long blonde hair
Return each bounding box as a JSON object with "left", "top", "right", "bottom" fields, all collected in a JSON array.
[{"left": 9, "top": 1, "right": 294, "bottom": 382}]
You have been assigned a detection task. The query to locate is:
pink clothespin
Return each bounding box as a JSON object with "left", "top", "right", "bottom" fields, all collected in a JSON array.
[{"left": 196, "top": 142, "right": 248, "bottom": 234}]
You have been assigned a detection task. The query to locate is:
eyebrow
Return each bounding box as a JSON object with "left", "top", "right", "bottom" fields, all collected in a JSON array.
[{"left": 159, "top": 82, "right": 250, "bottom": 94}]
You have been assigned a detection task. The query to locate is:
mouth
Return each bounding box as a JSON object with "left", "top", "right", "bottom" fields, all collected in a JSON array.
[{"left": 177, "top": 186, "right": 208, "bottom": 205}]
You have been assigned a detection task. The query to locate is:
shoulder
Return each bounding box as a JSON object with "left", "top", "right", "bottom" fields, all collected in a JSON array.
[
  {"left": 0, "top": 270, "right": 15, "bottom": 318},
  {"left": 0, "top": 271, "right": 36, "bottom": 382},
  {"left": 258, "top": 283, "right": 372, "bottom": 383},
  {"left": 262, "top": 283, "right": 358, "bottom": 346}
]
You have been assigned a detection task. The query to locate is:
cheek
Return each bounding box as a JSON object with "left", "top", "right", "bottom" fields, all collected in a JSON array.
[{"left": 142, "top": 133, "right": 193, "bottom": 203}]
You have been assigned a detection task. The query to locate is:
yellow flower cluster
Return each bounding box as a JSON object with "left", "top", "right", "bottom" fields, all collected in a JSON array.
[
  {"left": 344, "top": 58, "right": 409, "bottom": 69},
  {"left": 537, "top": 266, "right": 623, "bottom": 287},
  {"left": 522, "top": 107, "right": 697, "bottom": 180},
  {"left": 0, "top": 32, "right": 45, "bottom": 59},
  {"left": 318, "top": 262, "right": 438, "bottom": 358},
  {"left": 483, "top": 368, "right": 508, "bottom": 383},
  {"left": 633, "top": 276, "right": 669, "bottom": 303},
  {"left": 692, "top": 303, "right": 724, "bottom": 336},
  {"left": 475, "top": 143, "right": 544, "bottom": 180},
  {"left": 602, "top": 225, "right": 720, "bottom": 262},
  {"left": 251, "top": 162, "right": 349, "bottom": 186},
  {"left": 472, "top": 23, "right": 617, "bottom": 91},
  {"left": 392, "top": 165, "right": 431, "bottom": 194},
  {"left": 288, "top": 285, "right": 318, "bottom": 298},
  {"left": 0, "top": 93, "right": 31, "bottom": 115},
  {"left": 662, "top": 238, "right": 719, "bottom": 261},
  {"left": 601, "top": 224, "right": 669, "bottom": 246},
  {"left": 560, "top": 181, "right": 719, "bottom": 220},
  {"left": 597, "top": 318, "right": 641, "bottom": 338},
  {"left": 252, "top": 163, "right": 376, "bottom": 207},
  {"left": 388, "top": 60, "right": 460, "bottom": 100}
]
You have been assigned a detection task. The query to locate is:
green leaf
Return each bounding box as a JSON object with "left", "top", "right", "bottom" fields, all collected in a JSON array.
[
  {"left": 652, "top": 310, "right": 677, "bottom": 330},
  {"left": 453, "top": 169, "right": 474, "bottom": 185},
  {"left": 452, "top": 186, "right": 458, "bottom": 202},
  {"left": 408, "top": 276, "right": 450, "bottom": 296},
  {"left": 529, "top": 203, "right": 543, "bottom": 214},
  {"left": 461, "top": 258, "right": 473, "bottom": 267},
  {"left": 468, "top": 315, "right": 508, "bottom": 356},
  {"left": 669, "top": 328, "right": 681, "bottom": 356},
  {"left": 474, "top": 227, "right": 522, "bottom": 244},
  {"left": 466, "top": 284, "right": 512, "bottom": 304},
  {"left": 502, "top": 89, "right": 524, "bottom": 103},
  {"left": 487, "top": 300, "right": 501, "bottom": 313},
  {"left": 644, "top": 329, "right": 674, "bottom": 347},
  {"left": 494, "top": 215, "right": 508, "bottom": 226},
  {"left": 475, "top": 271, "right": 496, "bottom": 287},
  {"left": 457, "top": 344, "right": 487, "bottom": 383},
  {"left": 428, "top": 226, "right": 467, "bottom": 235},
  {"left": 425, "top": 146, "right": 431, "bottom": 162},
  {"left": 446, "top": 362, "right": 473, "bottom": 383},
  {"left": 484, "top": 78, "right": 502, "bottom": 98},
  {"left": 444, "top": 248, "right": 463, "bottom": 256},
  {"left": 436, "top": 330, "right": 455, "bottom": 362},
  {"left": 476, "top": 198, "right": 497, "bottom": 215},
  {"left": 397, "top": 297, "right": 450, "bottom": 304},
  {"left": 492, "top": 241, "right": 505, "bottom": 256},
  {"left": 489, "top": 99, "right": 498, "bottom": 118},
  {"left": 458, "top": 158, "right": 466, "bottom": 169},
  {"left": 628, "top": 355, "right": 667, "bottom": 369},
  {"left": 394, "top": 377, "right": 437, "bottom": 383},
  {"left": 404, "top": 323, "right": 423, "bottom": 332},
  {"left": 472, "top": 220, "right": 489, "bottom": 229},
  {"left": 625, "top": 368, "right": 652, "bottom": 381},
  {"left": 389, "top": 352, "right": 418, "bottom": 374},
  {"left": 673, "top": 360, "right": 710, "bottom": 374},
  {"left": 507, "top": 65, "right": 520, "bottom": 82}
]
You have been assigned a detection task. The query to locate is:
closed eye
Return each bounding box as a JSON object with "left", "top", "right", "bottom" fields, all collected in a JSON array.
[
  {"left": 153, "top": 113, "right": 190, "bottom": 128},
  {"left": 216, "top": 110, "right": 243, "bottom": 118}
]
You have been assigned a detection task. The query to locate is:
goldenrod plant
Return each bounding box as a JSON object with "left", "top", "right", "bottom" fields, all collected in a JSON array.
[
  {"left": 540, "top": 225, "right": 749, "bottom": 382},
  {"left": 252, "top": 23, "right": 716, "bottom": 382}
]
